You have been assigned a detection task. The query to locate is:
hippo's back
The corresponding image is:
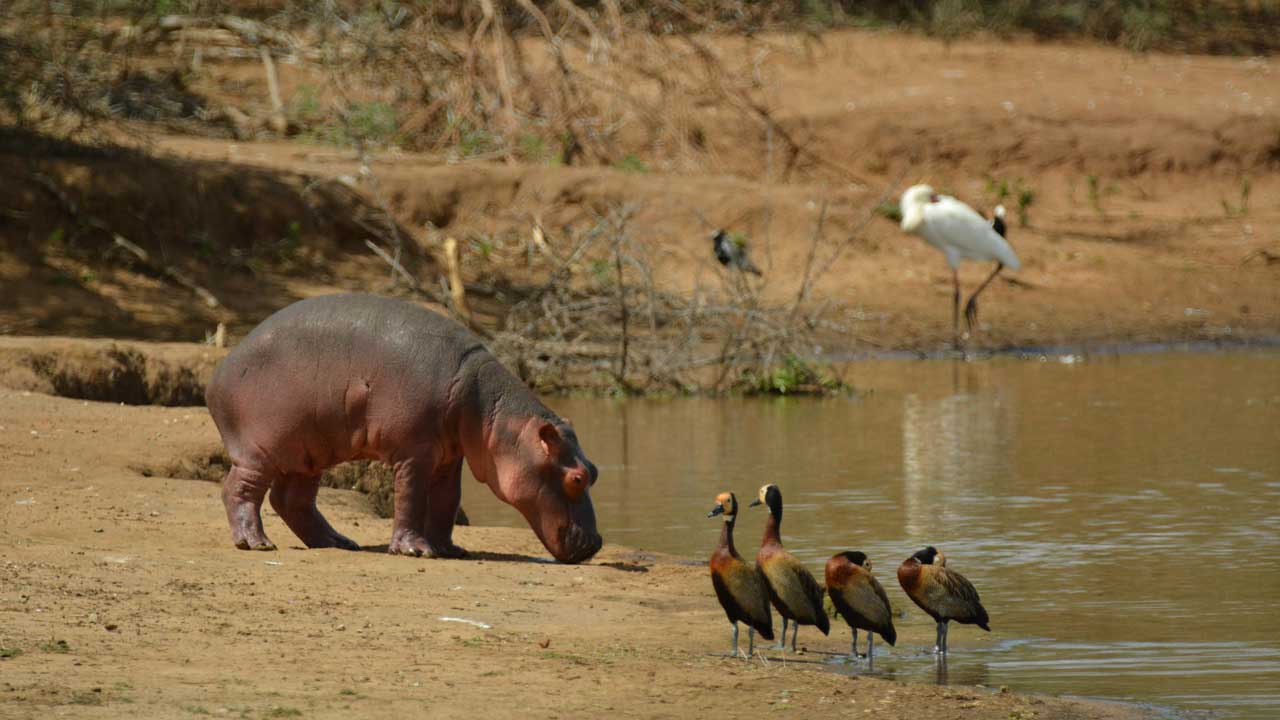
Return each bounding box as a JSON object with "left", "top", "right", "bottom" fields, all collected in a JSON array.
[{"left": 207, "top": 294, "right": 487, "bottom": 467}]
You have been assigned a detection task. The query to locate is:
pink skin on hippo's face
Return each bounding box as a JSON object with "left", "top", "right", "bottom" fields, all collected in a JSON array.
[{"left": 489, "top": 419, "right": 602, "bottom": 564}]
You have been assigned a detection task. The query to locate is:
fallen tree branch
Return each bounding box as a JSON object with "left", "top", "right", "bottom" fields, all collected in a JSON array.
[
  {"left": 365, "top": 238, "right": 423, "bottom": 291},
  {"left": 112, "top": 236, "right": 220, "bottom": 309}
]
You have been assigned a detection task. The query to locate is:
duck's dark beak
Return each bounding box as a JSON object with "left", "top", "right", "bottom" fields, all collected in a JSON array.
[
  {"left": 707, "top": 504, "right": 725, "bottom": 518},
  {"left": 748, "top": 498, "right": 762, "bottom": 507}
]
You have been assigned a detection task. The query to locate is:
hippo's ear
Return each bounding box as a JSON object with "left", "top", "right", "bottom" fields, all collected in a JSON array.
[{"left": 537, "top": 421, "right": 563, "bottom": 460}]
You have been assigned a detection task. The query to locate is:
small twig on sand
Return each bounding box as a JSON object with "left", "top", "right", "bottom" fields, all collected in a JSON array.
[{"left": 1242, "top": 249, "right": 1280, "bottom": 266}]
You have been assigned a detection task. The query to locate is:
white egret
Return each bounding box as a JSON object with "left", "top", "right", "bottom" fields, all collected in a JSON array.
[{"left": 899, "top": 184, "right": 1020, "bottom": 348}]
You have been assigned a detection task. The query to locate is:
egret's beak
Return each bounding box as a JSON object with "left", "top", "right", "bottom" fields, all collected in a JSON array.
[
  {"left": 748, "top": 498, "right": 762, "bottom": 507},
  {"left": 707, "top": 505, "right": 725, "bottom": 519}
]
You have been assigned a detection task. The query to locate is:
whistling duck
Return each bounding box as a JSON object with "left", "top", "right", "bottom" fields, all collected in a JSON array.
[
  {"left": 707, "top": 491, "right": 774, "bottom": 658},
  {"left": 897, "top": 546, "right": 990, "bottom": 654},
  {"left": 825, "top": 551, "right": 897, "bottom": 661},
  {"left": 749, "top": 484, "right": 829, "bottom": 651}
]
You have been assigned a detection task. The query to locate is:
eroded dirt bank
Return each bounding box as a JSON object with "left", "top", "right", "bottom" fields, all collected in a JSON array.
[
  {"left": 0, "top": 387, "right": 1147, "bottom": 719},
  {"left": 2, "top": 30, "right": 1277, "bottom": 356}
]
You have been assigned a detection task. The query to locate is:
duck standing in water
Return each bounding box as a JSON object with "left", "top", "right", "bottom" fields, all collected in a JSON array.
[
  {"left": 749, "top": 484, "right": 829, "bottom": 651},
  {"left": 897, "top": 546, "right": 990, "bottom": 654},
  {"left": 825, "top": 551, "right": 897, "bottom": 661},
  {"left": 707, "top": 491, "right": 774, "bottom": 658}
]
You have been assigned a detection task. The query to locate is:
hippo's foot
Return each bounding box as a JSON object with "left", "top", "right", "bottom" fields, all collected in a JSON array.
[
  {"left": 426, "top": 542, "right": 467, "bottom": 559},
  {"left": 388, "top": 531, "right": 467, "bottom": 559},
  {"left": 268, "top": 476, "right": 360, "bottom": 551},
  {"left": 228, "top": 509, "right": 276, "bottom": 551},
  {"left": 303, "top": 528, "right": 361, "bottom": 552},
  {"left": 233, "top": 535, "right": 277, "bottom": 551},
  {"left": 224, "top": 466, "right": 276, "bottom": 552}
]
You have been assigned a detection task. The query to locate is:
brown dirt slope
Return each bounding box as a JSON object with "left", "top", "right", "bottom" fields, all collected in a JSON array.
[
  {"left": 2, "top": 30, "right": 1278, "bottom": 351},
  {"left": 0, "top": 132, "right": 434, "bottom": 340}
]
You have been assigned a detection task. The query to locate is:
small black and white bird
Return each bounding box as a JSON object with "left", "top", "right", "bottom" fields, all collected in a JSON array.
[{"left": 712, "top": 230, "right": 763, "bottom": 276}]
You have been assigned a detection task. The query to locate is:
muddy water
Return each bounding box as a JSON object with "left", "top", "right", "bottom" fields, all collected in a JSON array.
[{"left": 463, "top": 351, "right": 1280, "bottom": 718}]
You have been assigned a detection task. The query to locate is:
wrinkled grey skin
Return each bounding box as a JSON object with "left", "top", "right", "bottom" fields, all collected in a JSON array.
[{"left": 206, "top": 294, "right": 602, "bottom": 563}]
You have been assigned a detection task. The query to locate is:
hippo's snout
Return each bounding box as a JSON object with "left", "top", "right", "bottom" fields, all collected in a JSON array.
[{"left": 555, "top": 523, "right": 603, "bottom": 564}]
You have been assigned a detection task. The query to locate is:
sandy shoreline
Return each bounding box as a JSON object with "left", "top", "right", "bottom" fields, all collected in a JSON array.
[{"left": 0, "top": 386, "right": 1153, "bottom": 719}]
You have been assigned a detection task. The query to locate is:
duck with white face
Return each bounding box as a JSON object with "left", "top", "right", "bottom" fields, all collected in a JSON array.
[
  {"left": 897, "top": 546, "right": 990, "bottom": 654},
  {"left": 749, "top": 484, "right": 829, "bottom": 652},
  {"left": 707, "top": 491, "right": 774, "bottom": 658}
]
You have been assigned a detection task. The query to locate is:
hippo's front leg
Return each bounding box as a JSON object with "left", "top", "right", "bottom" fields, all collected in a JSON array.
[
  {"left": 422, "top": 459, "right": 466, "bottom": 558},
  {"left": 388, "top": 454, "right": 466, "bottom": 559}
]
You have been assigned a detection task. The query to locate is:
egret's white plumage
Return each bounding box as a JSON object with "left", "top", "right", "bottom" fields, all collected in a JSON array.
[
  {"left": 900, "top": 185, "right": 1020, "bottom": 271},
  {"left": 899, "top": 184, "right": 1020, "bottom": 347}
]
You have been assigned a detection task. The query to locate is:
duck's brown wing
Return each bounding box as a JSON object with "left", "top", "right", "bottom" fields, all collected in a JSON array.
[
  {"left": 761, "top": 551, "right": 829, "bottom": 634},
  {"left": 797, "top": 559, "right": 831, "bottom": 635},
  {"left": 713, "top": 560, "right": 774, "bottom": 640},
  {"left": 928, "top": 566, "right": 990, "bottom": 630},
  {"left": 830, "top": 570, "right": 895, "bottom": 642},
  {"left": 862, "top": 573, "right": 897, "bottom": 643}
]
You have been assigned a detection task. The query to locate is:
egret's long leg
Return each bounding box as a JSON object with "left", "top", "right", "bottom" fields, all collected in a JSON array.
[
  {"left": 748, "top": 627, "right": 756, "bottom": 658},
  {"left": 964, "top": 262, "right": 1005, "bottom": 335},
  {"left": 791, "top": 624, "right": 799, "bottom": 652},
  {"left": 935, "top": 620, "right": 945, "bottom": 654},
  {"left": 774, "top": 617, "right": 789, "bottom": 650},
  {"left": 732, "top": 622, "right": 740, "bottom": 657},
  {"left": 952, "top": 267, "right": 962, "bottom": 349},
  {"left": 868, "top": 632, "right": 875, "bottom": 662},
  {"left": 850, "top": 627, "right": 859, "bottom": 658}
]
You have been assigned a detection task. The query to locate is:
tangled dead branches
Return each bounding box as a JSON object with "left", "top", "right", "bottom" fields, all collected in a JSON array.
[{"left": 487, "top": 201, "right": 853, "bottom": 395}]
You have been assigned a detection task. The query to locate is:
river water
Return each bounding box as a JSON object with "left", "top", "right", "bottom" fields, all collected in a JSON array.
[{"left": 463, "top": 350, "right": 1280, "bottom": 718}]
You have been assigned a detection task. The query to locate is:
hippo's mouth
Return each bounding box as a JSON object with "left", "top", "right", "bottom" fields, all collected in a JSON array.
[{"left": 554, "top": 524, "right": 603, "bottom": 564}]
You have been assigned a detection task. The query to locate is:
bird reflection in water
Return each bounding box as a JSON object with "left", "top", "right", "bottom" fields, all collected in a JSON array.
[{"left": 933, "top": 652, "right": 991, "bottom": 687}]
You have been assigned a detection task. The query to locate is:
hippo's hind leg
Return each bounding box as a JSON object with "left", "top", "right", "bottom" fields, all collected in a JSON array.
[
  {"left": 388, "top": 454, "right": 466, "bottom": 559},
  {"left": 222, "top": 465, "right": 277, "bottom": 551},
  {"left": 268, "top": 474, "right": 360, "bottom": 551}
]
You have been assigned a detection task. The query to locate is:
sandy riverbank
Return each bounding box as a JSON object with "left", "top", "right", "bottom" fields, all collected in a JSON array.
[{"left": 0, "top": 386, "right": 1151, "bottom": 719}]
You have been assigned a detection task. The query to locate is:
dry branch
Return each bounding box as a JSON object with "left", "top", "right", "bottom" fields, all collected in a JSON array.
[
  {"left": 112, "top": 236, "right": 221, "bottom": 309},
  {"left": 258, "top": 46, "right": 287, "bottom": 135},
  {"left": 443, "top": 237, "right": 471, "bottom": 321}
]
